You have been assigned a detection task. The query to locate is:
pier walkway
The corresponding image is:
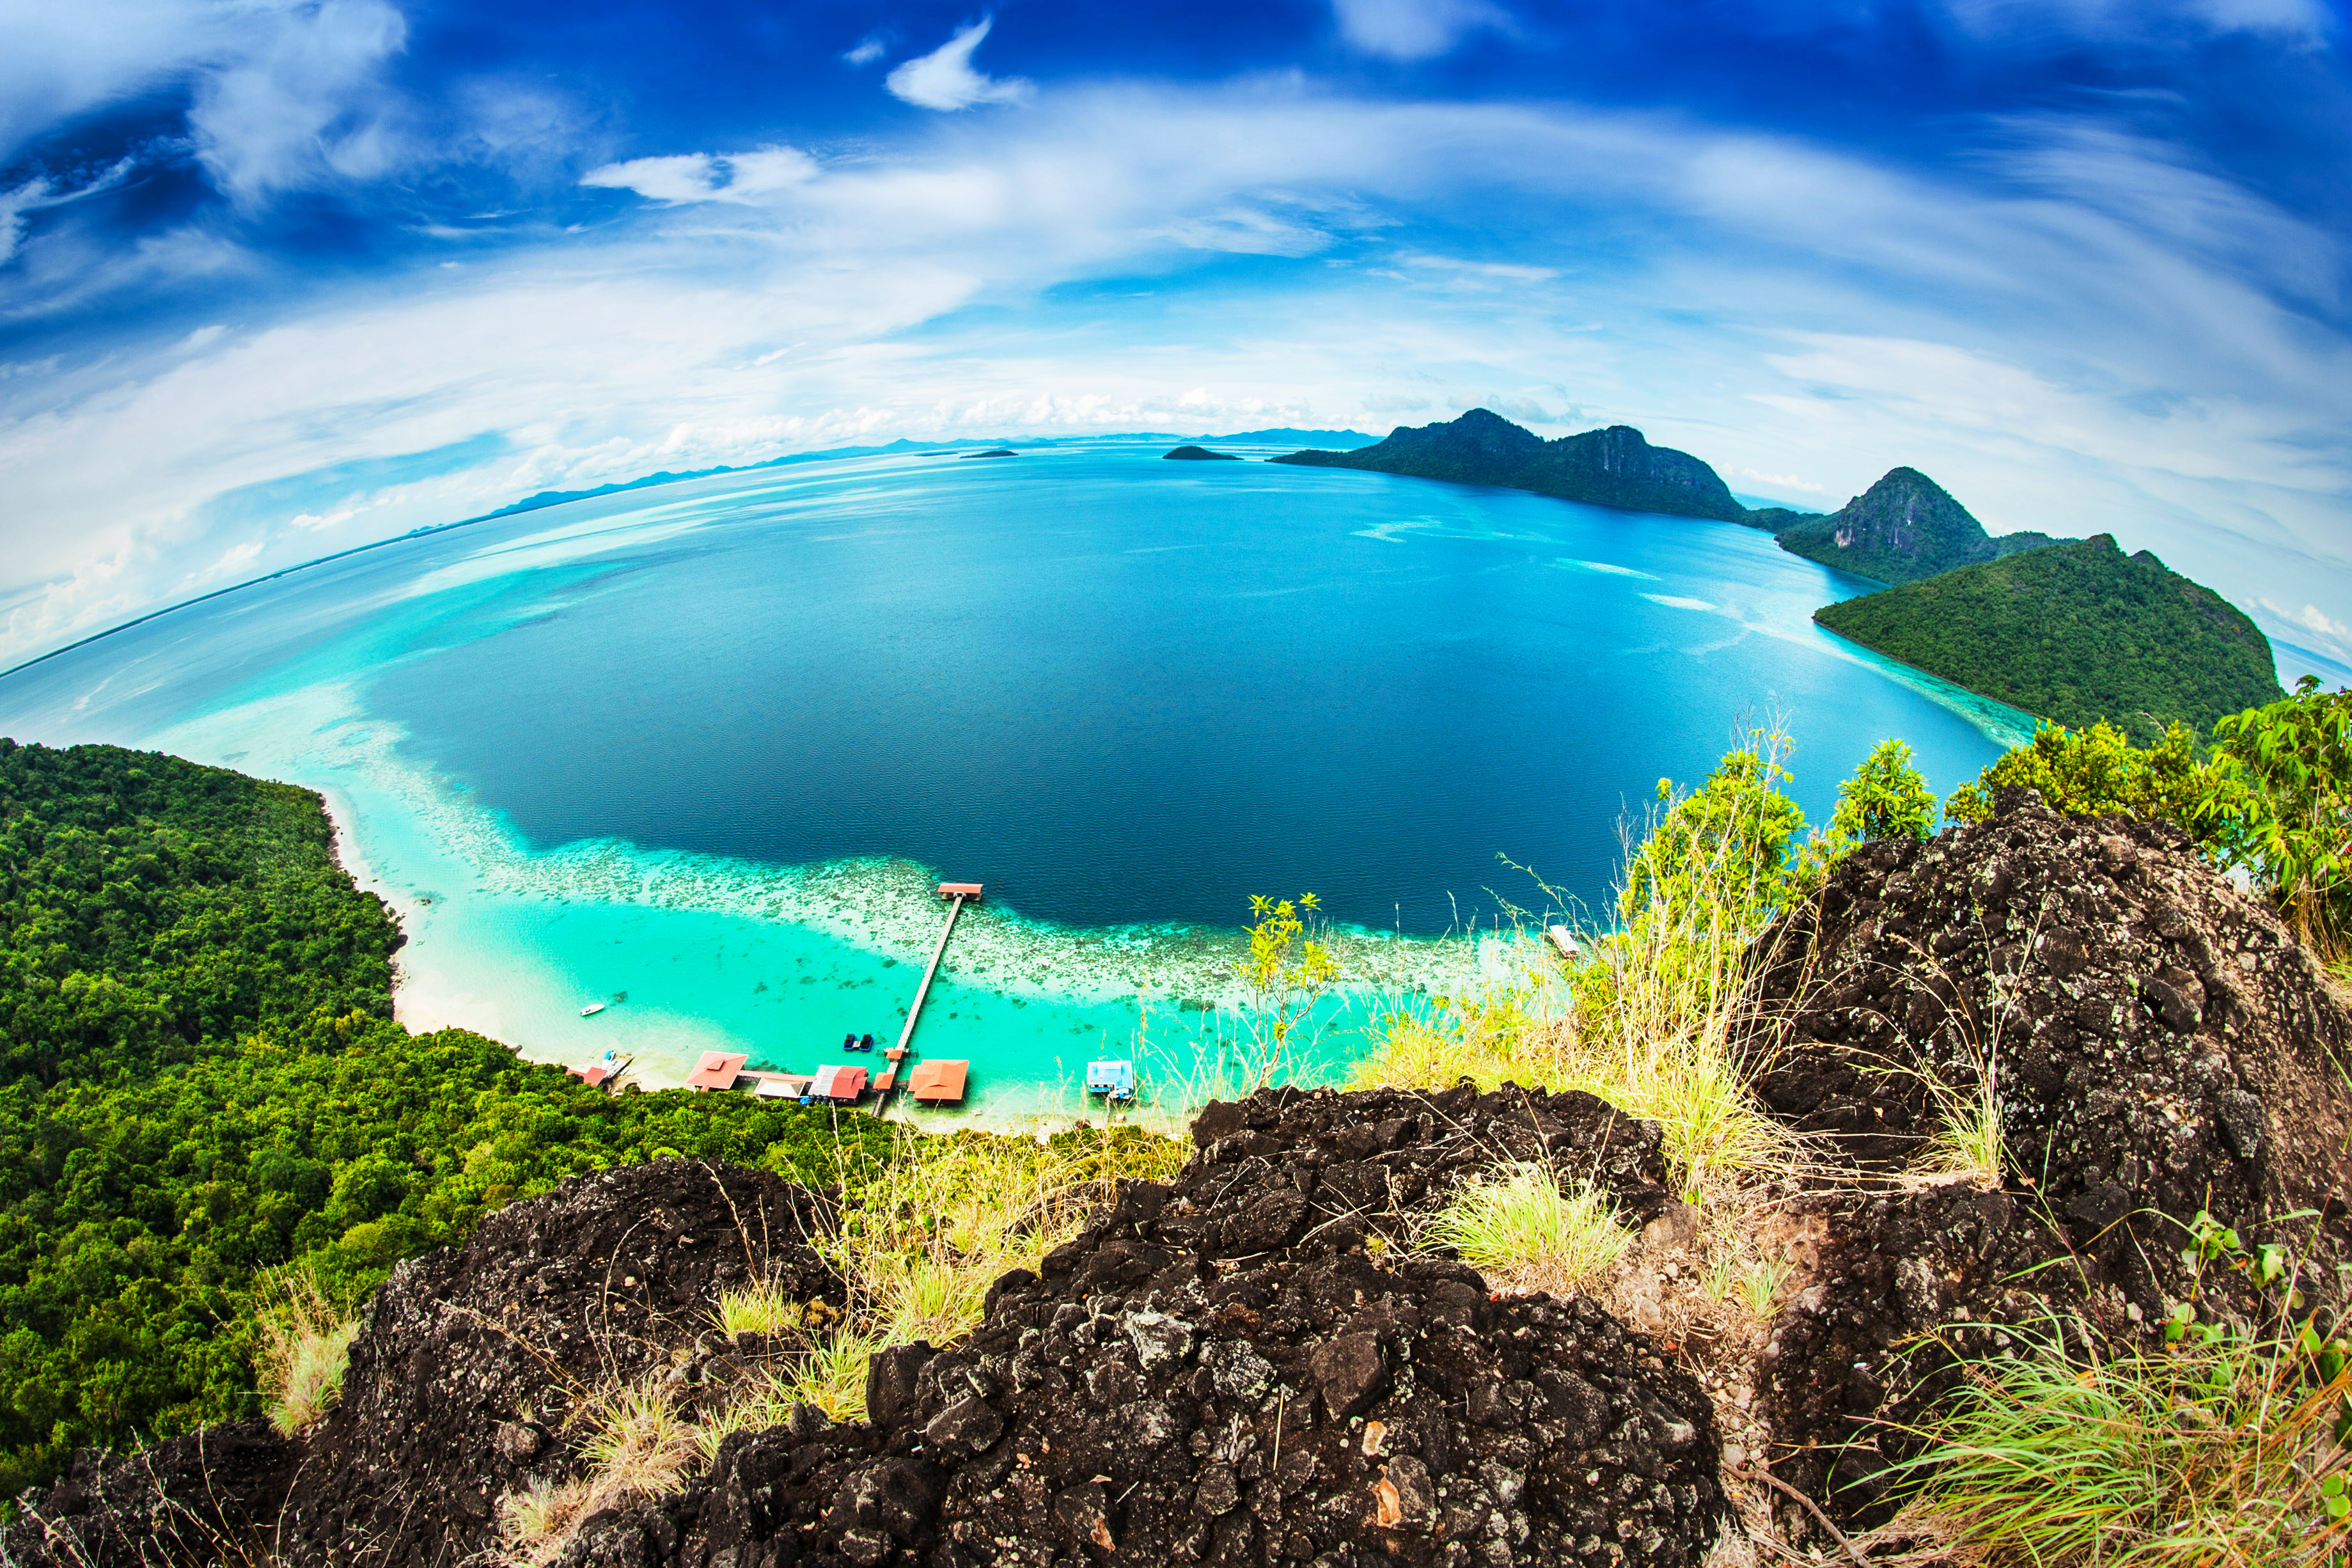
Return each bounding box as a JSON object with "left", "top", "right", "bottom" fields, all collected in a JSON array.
[{"left": 877, "top": 882, "right": 979, "bottom": 1115}]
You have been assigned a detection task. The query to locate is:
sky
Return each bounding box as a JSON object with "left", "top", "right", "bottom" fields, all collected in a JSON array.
[{"left": 2, "top": 0, "right": 2349, "bottom": 677}]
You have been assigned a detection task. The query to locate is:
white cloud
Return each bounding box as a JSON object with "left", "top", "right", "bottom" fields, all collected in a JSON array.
[
  {"left": 0, "top": 0, "right": 225, "bottom": 166},
  {"left": 0, "top": 178, "right": 52, "bottom": 267},
  {"left": 2259, "top": 599, "right": 2351, "bottom": 642},
  {"left": 1331, "top": 0, "right": 1512, "bottom": 59},
  {"left": 581, "top": 146, "right": 819, "bottom": 205},
  {"left": 886, "top": 19, "right": 1033, "bottom": 111},
  {"left": 3, "top": 83, "right": 2349, "bottom": 667},
  {"left": 188, "top": 0, "right": 411, "bottom": 201},
  {"left": 1739, "top": 467, "right": 1828, "bottom": 494},
  {"left": 843, "top": 32, "right": 889, "bottom": 67}
]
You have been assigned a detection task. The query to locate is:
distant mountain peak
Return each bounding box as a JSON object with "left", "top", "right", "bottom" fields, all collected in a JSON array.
[{"left": 1779, "top": 465, "right": 2069, "bottom": 585}]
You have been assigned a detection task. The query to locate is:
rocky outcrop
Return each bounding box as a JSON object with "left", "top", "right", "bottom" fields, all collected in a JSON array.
[
  {"left": 1741, "top": 788, "right": 2352, "bottom": 1526},
  {"left": 1163, "top": 445, "right": 1243, "bottom": 460},
  {"left": 566, "top": 1083, "right": 1724, "bottom": 1568},
  {"left": 1273, "top": 409, "right": 1749, "bottom": 523},
  {"left": 7, "top": 1088, "right": 1720, "bottom": 1568}
]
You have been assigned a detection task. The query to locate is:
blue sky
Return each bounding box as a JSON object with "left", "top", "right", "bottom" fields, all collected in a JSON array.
[{"left": 3, "top": 0, "right": 2349, "bottom": 676}]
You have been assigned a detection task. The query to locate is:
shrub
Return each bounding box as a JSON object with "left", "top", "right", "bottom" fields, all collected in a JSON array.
[{"left": 1945, "top": 719, "right": 2207, "bottom": 831}]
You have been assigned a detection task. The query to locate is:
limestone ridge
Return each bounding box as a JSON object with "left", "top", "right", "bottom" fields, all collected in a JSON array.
[
  {"left": 1272, "top": 409, "right": 1750, "bottom": 523},
  {"left": 1775, "top": 466, "right": 2073, "bottom": 586}
]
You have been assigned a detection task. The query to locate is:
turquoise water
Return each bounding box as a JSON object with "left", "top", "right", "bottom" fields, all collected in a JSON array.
[{"left": 0, "top": 440, "right": 2025, "bottom": 1123}]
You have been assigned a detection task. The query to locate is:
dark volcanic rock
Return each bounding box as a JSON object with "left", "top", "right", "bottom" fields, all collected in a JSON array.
[
  {"left": 6, "top": 1420, "right": 296, "bottom": 1568},
  {"left": 13, "top": 1094, "right": 1719, "bottom": 1567},
  {"left": 563, "top": 1085, "right": 1724, "bottom": 1567},
  {"left": 283, "top": 1159, "right": 839, "bottom": 1566},
  {"left": 1742, "top": 789, "right": 2352, "bottom": 1525},
  {"left": 6, "top": 1160, "right": 841, "bottom": 1568}
]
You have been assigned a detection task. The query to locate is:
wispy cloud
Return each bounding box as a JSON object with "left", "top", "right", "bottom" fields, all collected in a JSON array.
[
  {"left": 843, "top": 31, "right": 891, "bottom": 67},
  {"left": 886, "top": 19, "right": 1033, "bottom": 111},
  {"left": 581, "top": 147, "right": 818, "bottom": 205},
  {"left": 1331, "top": 0, "right": 1512, "bottom": 59},
  {"left": 187, "top": 0, "right": 411, "bottom": 203},
  {"left": 1, "top": 80, "right": 2348, "bottom": 669}
]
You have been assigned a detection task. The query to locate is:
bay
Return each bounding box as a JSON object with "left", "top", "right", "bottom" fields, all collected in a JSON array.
[{"left": 0, "top": 439, "right": 2023, "bottom": 1122}]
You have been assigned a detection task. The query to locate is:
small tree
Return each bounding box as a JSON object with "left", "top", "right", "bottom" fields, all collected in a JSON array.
[
  {"left": 1230, "top": 894, "right": 1339, "bottom": 1094},
  {"left": 2200, "top": 677, "right": 2352, "bottom": 955},
  {"left": 1803, "top": 738, "right": 1937, "bottom": 880},
  {"left": 1945, "top": 719, "right": 2206, "bottom": 831}
]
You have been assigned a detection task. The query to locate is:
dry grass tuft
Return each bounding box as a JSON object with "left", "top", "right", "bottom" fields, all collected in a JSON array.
[
  {"left": 715, "top": 1279, "right": 804, "bottom": 1339},
  {"left": 1424, "top": 1163, "right": 1632, "bottom": 1296},
  {"left": 254, "top": 1268, "right": 359, "bottom": 1436},
  {"left": 824, "top": 1124, "right": 1186, "bottom": 1346}
]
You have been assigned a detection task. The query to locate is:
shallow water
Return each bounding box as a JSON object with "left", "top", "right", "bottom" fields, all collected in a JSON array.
[{"left": 0, "top": 440, "right": 2023, "bottom": 1119}]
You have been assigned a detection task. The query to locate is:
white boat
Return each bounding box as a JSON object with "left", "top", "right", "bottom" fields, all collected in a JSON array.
[{"left": 579, "top": 1001, "right": 606, "bottom": 1017}]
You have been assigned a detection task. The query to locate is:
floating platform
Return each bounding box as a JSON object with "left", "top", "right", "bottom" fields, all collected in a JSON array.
[
  {"left": 907, "top": 1059, "right": 969, "bottom": 1104},
  {"left": 1546, "top": 925, "right": 1582, "bottom": 961},
  {"left": 1086, "top": 1060, "right": 1136, "bottom": 1101}
]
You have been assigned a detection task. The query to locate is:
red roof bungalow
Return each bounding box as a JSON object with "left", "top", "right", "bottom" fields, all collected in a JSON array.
[
  {"left": 685, "top": 1051, "right": 751, "bottom": 1092},
  {"left": 567, "top": 1062, "right": 618, "bottom": 1088},
  {"left": 908, "top": 1059, "right": 969, "bottom": 1105},
  {"left": 937, "top": 882, "right": 983, "bottom": 900},
  {"left": 810, "top": 1063, "right": 868, "bottom": 1104}
]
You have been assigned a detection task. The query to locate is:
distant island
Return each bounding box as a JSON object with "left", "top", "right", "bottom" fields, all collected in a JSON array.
[
  {"left": 1273, "top": 408, "right": 1748, "bottom": 522},
  {"left": 1163, "top": 445, "right": 1241, "bottom": 461},
  {"left": 1767, "top": 467, "right": 2072, "bottom": 585},
  {"left": 1815, "top": 534, "right": 2282, "bottom": 742},
  {"left": 1271, "top": 407, "right": 2278, "bottom": 742},
  {"left": 960, "top": 449, "right": 1019, "bottom": 460}
]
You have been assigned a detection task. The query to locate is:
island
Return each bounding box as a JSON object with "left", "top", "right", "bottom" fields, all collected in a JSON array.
[
  {"left": 1273, "top": 408, "right": 1751, "bottom": 522},
  {"left": 959, "top": 449, "right": 1019, "bottom": 460},
  {"left": 1162, "top": 445, "right": 1242, "bottom": 461},
  {"left": 1771, "top": 466, "right": 2073, "bottom": 585},
  {"left": 1814, "top": 533, "right": 2284, "bottom": 742}
]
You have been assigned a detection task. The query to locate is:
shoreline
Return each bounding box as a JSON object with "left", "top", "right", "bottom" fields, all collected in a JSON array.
[{"left": 313, "top": 784, "right": 1405, "bottom": 1132}]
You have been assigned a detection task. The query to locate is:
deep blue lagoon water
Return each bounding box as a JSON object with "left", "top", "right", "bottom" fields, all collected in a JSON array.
[{"left": 0, "top": 441, "right": 2025, "bottom": 1121}]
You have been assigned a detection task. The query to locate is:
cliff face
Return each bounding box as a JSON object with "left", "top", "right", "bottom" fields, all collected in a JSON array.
[{"left": 1273, "top": 409, "right": 1748, "bottom": 522}]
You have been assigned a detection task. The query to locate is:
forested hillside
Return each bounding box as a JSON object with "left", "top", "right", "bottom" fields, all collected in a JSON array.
[
  {"left": 0, "top": 739, "right": 889, "bottom": 1495},
  {"left": 1814, "top": 534, "right": 2282, "bottom": 742}
]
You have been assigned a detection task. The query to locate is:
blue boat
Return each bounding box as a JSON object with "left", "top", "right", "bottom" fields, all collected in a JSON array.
[{"left": 1085, "top": 1060, "right": 1136, "bottom": 1102}]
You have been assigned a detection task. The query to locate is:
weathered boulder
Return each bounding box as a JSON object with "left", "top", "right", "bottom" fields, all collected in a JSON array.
[
  {"left": 565, "top": 1086, "right": 1725, "bottom": 1567},
  {"left": 1743, "top": 790, "right": 2352, "bottom": 1525}
]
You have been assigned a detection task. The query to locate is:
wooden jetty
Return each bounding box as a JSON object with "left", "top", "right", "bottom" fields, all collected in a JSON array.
[{"left": 875, "top": 881, "right": 980, "bottom": 1115}]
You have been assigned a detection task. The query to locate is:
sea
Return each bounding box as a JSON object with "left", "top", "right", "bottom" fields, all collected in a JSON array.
[{"left": 0, "top": 439, "right": 2028, "bottom": 1126}]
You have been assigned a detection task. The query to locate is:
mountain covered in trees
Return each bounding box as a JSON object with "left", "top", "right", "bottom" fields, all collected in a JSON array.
[
  {"left": 1773, "top": 466, "right": 2073, "bottom": 584},
  {"left": 1814, "top": 534, "right": 2284, "bottom": 741},
  {"left": 1273, "top": 408, "right": 1751, "bottom": 521},
  {"left": 0, "top": 739, "right": 888, "bottom": 1495}
]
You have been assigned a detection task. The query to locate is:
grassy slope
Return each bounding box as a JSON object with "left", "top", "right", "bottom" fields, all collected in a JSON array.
[{"left": 1814, "top": 535, "right": 2282, "bottom": 742}]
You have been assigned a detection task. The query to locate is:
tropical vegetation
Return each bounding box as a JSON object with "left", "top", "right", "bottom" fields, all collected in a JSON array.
[{"left": 1815, "top": 533, "right": 2284, "bottom": 743}]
